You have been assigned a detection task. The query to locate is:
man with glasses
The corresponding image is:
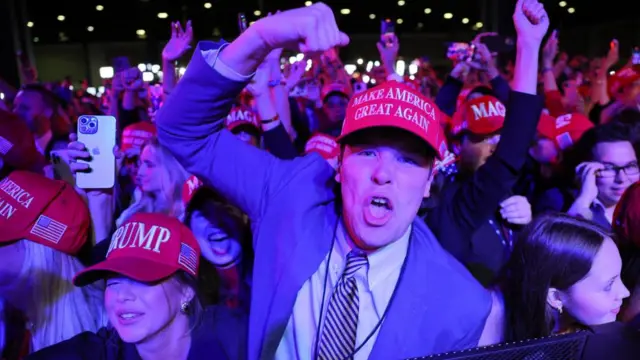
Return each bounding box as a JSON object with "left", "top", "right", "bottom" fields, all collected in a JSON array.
[{"left": 568, "top": 122, "right": 640, "bottom": 227}]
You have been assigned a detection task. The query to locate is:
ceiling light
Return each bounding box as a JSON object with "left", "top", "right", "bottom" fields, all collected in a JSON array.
[
  {"left": 157, "top": 12, "right": 168, "bottom": 19},
  {"left": 398, "top": 0, "right": 405, "bottom": 6},
  {"left": 340, "top": 9, "right": 350, "bottom": 15},
  {"left": 57, "top": 15, "right": 65, "bottom": 21},
  {"left": 444, "top": 13, "right": 453, "bottom": 19},
  {"left": 462, "top": 18, "right": 469, "bottom": 24},
  {"left": 475, "top": 22, "right": 484, "bottom": 28},
  {"left": 87, "top": 26, "right": 94, "bottom": 32},
  {"left": 567, "top": 7, "right": 575, "bottom": 13},
  {"left": 559, "top": 1, "right": 567, "bottom": 7},
  {"left": 369, "top": 14, "right": 376, "bottom": 19},
  {"left": 96, "top": 5, "right": 104, "bottom": 11},
  {"left": 136, "top": 29, "right": 146, "bottom": 36},
  {"left": 204, "top": 3, "right": 212, "bottom": 9},
  {"left": 305, "top": 1, "right": 312, "bottom": 6},
  {"left": 254, "top": 10, "right": 261, "bottom": 16},
  {"left": 396, "top": 18, "right": 403, "bottom": 24},
  {"left": 424, "top": 8, "right": 432, "bottom": 14},
  {"left": 33, "top": 37, "right": 39, "bottom": 43},
  {"left": 27, "top": 21, "right": 34, "bottom": 27}
]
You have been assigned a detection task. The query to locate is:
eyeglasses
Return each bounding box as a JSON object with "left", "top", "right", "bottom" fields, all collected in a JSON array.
[{"left": 596, "top": 163, "right": 640, "bottom": 178}]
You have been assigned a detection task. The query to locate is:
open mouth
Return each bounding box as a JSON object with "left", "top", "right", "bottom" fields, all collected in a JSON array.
[{"left": 364, "top": 196, "right": 393, "bottom": 226}]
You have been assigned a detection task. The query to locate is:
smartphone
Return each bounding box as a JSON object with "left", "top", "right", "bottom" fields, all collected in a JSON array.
[
  {"left": 380, "top": 19, "right": 395, "bottom": 48},
  {"left": 238, "top": 13, "right": 248, "bottom": 33},
  {"left": 632, "top": 47, "right": 640, "bottom": 65},
  {"left": 76, "top": 115, "right": 117, "bottom": 189},
  {"left": 446, "top": 42, "right": 476, "bottom": 62},
  {"left": 50, "top": 150, "right": 75, "bottom": 186}
]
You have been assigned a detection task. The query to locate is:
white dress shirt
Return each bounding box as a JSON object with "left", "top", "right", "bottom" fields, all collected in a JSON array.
[{"left": 275, "top": 221, "right": 411, "bottom": 360}]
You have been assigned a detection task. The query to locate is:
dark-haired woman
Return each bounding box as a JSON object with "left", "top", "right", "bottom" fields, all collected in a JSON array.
[
  {"left": 499, "top": 213, "right": 629, "bottom": 342},
  {"left": 27, "top": 213, "right": 246, "bottom": 360}
]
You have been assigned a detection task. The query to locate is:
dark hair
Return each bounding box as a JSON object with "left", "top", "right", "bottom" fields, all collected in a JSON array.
[
  {"left": 20, "top": 83, "right": 61, "bottom": 111},
  {"left": 560, "top": 122, "right": 634, "bottom": 187},
  {"left": 467, "top": 86, "right": 494, "bottom": 100},
  {"left": 173, "top": 271, "right": 205, "bottom": 330},
  {"left": 500, "top": 213, "right": 611, "bottom": 342},
  {"left": 183, "top": 187, "right": 253, "bottom": 306}
]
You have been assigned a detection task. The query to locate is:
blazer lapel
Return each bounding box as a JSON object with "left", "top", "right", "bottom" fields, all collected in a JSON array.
[
  {"left": 259, "top": 203, "right": 338, "bottom": 359},
  {"left": 369, "top": 221, "right": 448, "bottom": 360}
]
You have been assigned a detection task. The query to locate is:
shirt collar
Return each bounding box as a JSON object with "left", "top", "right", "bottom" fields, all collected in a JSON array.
[{"left": 336, "top": 220, "right": 410, "bottom": 291}]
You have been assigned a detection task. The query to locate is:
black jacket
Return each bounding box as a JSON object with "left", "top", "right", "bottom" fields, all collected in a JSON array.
[
  {"left": 26, "top": 306, "right": 247, "bottom": 360},
  {"left": 426, "top": 92, "right": 544, "bottom": 286}
]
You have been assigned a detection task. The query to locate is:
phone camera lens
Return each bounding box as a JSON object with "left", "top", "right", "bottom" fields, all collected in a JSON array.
[
  {"left": 80, "top": 117, "right": 88, "bottom": 124},
  {"left": 89, "top": 122, "right": 96, "bottom": 128}
]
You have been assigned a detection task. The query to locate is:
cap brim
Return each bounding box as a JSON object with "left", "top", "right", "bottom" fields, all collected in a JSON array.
[
  {"left": 338, "top": 125, "right": 442, "bottom": 160},
  {"left": 73, "top": 256, "right": 178, "bottom": 287},
  {"left": 227, "top": 122, "right": 260, "bottom": 134}
]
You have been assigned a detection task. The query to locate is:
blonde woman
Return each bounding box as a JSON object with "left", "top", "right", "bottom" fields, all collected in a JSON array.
[
  {"left": 29, "top": 213, "right": 246, "bottom": 360},
  {"left": 0, "top": 171, "right": 105, "bottom": 354},
  {"left": 116, "top": 136, "right": 190, "bottom": 226}
]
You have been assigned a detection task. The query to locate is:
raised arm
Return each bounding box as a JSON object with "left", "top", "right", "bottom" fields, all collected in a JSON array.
[
  {"left": 155, "top": 3, "right": 349, "bottom": 220},
  {"left": 445, "top": 0, "right": 548, "bottom": 231}
]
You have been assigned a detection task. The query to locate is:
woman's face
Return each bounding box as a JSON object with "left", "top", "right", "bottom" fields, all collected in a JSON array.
[
  {"left": 105, "top": 276, "right": 192, "bottom": 344},
  {"left": 0, "top": 240, "right": 25, "bottom": 289},
  {"left": 136, "top": 146, "right": 165, "bottom": 193},
  {"left": 189, "top": 209, "right": 242, "bottom": 267},
  {"left": 560, "top": 238, "right": 630, "bottom": 326}
]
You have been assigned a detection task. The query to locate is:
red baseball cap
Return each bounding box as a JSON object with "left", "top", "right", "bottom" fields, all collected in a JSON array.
[
  {"left": 73, "top": 213, "right": 201, "bottom": 286},
  {"left": 451, "top": 95, "right": 506, "bottom": 136},
  {"left": 609, "top": 67, "right": 640, "bottom": 97},
  {"left": 305, "top": 133, "right": 339, "bottom": 160},
  {"left": 321, "top": 82, "right": 350, "bottom": 102},
  {"left": 121, "top": 122, "right": 157, "bottom": 154},
  {"left": 0, "top": 110, "right": 46, "bottom": 174},
  {"left": 0, "top": 170, "right": 90, "bottom": 255},
  {"left": 338, "top": 81, "right": 445, "bottom": 159},
  {"left": 537, "top": 113, "right": 594, "bottom": 150},
  {"left": 225, "top": 106, "right": 260, "bottom": 133},
  {"left": 182, "top": 175, "right": 204, "bottom": 205}
]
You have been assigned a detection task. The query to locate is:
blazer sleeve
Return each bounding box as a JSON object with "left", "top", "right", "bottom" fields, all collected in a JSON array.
[{"left": 155, "top": 41, "right": 314, "bottom": 224}]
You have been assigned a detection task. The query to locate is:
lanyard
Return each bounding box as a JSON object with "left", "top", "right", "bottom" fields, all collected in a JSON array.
[{"left": 488, "top": 219, "right": 513, "bottom": 255}]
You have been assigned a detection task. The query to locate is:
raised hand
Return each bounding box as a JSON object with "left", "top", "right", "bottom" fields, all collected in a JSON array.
[
  {"left": 162, "top": 21, "right": 194, "bottom": 62},
  {"left": 542, "top": 29, "right": 559, "bottom": 67},
  {"left": 513, "top": 0, "right": 549, "bottom": 46},
  {"left": 251, "top": 2, "right": 349, "bottom": 54}
]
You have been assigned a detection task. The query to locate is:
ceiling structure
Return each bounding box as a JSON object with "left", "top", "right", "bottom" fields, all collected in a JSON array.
[{"left": 23, "top": 0, "right": 630, "bottom": 44}]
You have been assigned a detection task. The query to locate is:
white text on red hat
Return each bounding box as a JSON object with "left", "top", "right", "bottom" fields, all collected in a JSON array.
[
  {"left": 0, "top": 179, "right": 34, "bottom": 208},
  {"left": 470, "top": 101, "right": 505, "bottom": 121},
  {"left": 107, "top": 222, "right": 171, "bottom": 256},
  {"left": 352, "top": 87, "right": 436, "bottom": 133},
  {"left": 227, "top": 109, "right": 257, "bottom": 125},
  {"left": 556, "top": 114, "right": 572, "bottom": 129}
]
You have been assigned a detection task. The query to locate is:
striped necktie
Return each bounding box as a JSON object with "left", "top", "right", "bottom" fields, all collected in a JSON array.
[{"left": 318, "top": 250, "right": 369, "bottom": 360}]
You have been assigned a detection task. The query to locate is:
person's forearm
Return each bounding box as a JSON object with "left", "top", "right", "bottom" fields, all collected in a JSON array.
[
  {"left": 218, "top": 28, "right": 270, "bottom": 76},
  {"left": 163, "top": 59, "right": 177, "bottom": 94},
  {"left": 512, "top": 43, "right": 540, "bottom": 95}
]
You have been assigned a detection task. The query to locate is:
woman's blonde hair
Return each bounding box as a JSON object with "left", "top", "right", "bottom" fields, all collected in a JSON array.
[
  {"left": 13, "top": 240, "right": 107, "bottom": 352},
  {"left": 117, "top": 137, "right": 190, "bottom": 226}
]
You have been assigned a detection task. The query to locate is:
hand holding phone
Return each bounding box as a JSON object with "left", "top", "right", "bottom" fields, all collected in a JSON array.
[
  {"left": 632, "top": 47, "right": 640, "bottom": 65},
  {"left": 76, "top": 115, "right": 117, "bottom": 189},
  {"left": 380, "top": 19, "right": 396, "bottom": 48},
  {"left": 238, "top": 13, "right": 248, "bottom": 33}
]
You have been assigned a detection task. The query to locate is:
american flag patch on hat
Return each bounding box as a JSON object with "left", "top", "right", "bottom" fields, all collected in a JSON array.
[
  {"left": 0, "top": 136, "right": 13, "bottom": 155},
  {"left": 30, "top": 215, "right": 67, "bottom": 244},
  {"left": 178, "top": 243, "right": 198, "bottom": 275}
]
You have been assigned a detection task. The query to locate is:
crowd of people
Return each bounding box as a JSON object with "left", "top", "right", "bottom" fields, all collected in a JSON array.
[{"left": 1, "top": 0, "right": 640, "bottom": 359}]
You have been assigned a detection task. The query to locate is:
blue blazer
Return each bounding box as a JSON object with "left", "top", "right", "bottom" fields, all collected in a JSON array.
[{"left": 156, "top": 41, "right": 492, "bottom": 360}]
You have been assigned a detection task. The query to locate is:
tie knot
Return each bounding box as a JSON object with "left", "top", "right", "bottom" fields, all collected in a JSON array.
[{"left": 343, "top": 250, "right": 368, "bottom": 278}]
